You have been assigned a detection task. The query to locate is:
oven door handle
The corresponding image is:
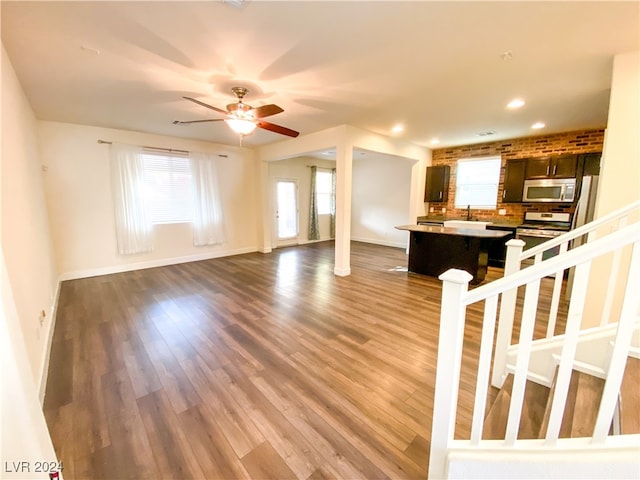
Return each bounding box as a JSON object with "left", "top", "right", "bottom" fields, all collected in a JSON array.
[{"left": 517, "top": 231, "right": 562, "bottom": 239}]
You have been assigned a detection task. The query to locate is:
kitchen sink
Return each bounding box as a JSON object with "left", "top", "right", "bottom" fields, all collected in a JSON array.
[{"left": 443, "top": 220, "right": 493, "bottom": 230}]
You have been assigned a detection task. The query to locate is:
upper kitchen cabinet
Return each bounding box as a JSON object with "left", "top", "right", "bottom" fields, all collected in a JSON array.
[
  {"left": 524, "top": 155, "right": 577, "bottom": 179},
  {"left": 502, "top": 159, "right": 526, "bottom": 202},
  {"left": 580, "top": 152, "right": 601, "bottom": 176},
  {"left": 424, "top": 165, "right": 450, "bottom": 202}
]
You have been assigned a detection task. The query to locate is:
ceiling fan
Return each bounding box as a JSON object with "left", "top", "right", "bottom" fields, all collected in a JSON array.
[{"left": 173, "top": 87, "right": 299, "bottom": 139}]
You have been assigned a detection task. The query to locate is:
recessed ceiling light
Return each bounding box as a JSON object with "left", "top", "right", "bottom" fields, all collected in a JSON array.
[
  {"left": 430, "top": 138, "right": 440, "bottom": 145},
  {"left": 507, "top": 98, "right": 525, "bottom": 109},
  {"left": 531, "top": 122, "right": 545, "bottom": 129},
  {"left": 391, "top": 124, "right": 404, "bottom": 133}
]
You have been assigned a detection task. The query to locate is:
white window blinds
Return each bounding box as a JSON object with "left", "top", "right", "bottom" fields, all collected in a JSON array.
[{"left": 142, "top": 151, "right": 194, "bottom": 223}]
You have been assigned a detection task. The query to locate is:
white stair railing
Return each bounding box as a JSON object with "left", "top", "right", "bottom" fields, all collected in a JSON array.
[
  {"left": 492, "top": 200, "right": 640, "bottom": 388},
  {"left": 428, "top": 221, "right": 640, "bottom": 480}
]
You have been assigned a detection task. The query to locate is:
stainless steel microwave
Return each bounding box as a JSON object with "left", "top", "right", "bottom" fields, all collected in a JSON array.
[{"left": 522, "top": 178, "right": 576, "bottom": 203}]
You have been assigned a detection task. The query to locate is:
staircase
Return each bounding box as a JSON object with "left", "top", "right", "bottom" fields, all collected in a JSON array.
[
  {"left": 428, "top": 201, "right": 640, "bottom": 479},
  {"left": 484, "top": 356, "right": 640, "bottom": 442}
]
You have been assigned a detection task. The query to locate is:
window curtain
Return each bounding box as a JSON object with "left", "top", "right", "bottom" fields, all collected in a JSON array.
[
  {"left": 330, "top": 168, "right": 336, "bottom": 239},
  {"left": 110, "top": 143, "right": 153, "bottom": 255},
  {"left": 189, "top": 151, "right": 226, "bottom": 247},
  {"left": 308, "top": 166, "right": 320, "bottom": 240}
]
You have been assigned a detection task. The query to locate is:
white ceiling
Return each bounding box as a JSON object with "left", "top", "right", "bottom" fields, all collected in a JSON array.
[{"left": 2, "top": 1, "right": 638, "bottom": 149}]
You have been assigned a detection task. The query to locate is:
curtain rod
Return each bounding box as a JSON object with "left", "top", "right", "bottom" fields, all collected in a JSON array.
[
  {"left": 306, "top": 165, "right": 335, "bottom": 170},
  {"left": 97, "top": 139, "right": 189, "bottom": 155}
]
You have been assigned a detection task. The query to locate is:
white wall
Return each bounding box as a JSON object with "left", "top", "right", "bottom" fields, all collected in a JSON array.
[
  {"left": 352, "top": 153, "right": 414, "bottom": 248},
  {"left": 597, "top": 50, "right": 640, "bottom": 216},
  {"left": 1, "top": 45, "right": 59, "bottom": 388},
  {"left": 38, "top": 121, "right": 260, "bottom": 279},
  {"left": 584, "top": 51, "right": 640, "bottom": 328},
  {"left": 1, "top": 44, "right": 60, "bottom": 477},
  {"left": 268, "top": 156, "right": 335, "bottom": 247}
]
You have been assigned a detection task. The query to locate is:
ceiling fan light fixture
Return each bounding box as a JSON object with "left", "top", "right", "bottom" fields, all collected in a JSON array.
[{"left": 225, "top": 118, "right": 257, "bottom": 135}]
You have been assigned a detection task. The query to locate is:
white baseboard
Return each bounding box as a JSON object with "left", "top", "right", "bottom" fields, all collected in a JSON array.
[
  {"left": 350, "top": 236, "right": 407, "bottom": 249},
  {"left": 38, "top": 279, "right": 61, "bottom": 404},
  {"left": 58, "top": 246, "right": 258, "bottom": 281},
  {"left": 296, "top": 236, "right": 333, "bottom": 246}
]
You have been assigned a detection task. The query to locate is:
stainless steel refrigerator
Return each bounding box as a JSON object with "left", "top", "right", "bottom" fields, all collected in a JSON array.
[
  {"left": 572, "top": 175, "right": 600, "bottom": 231},
  {"left": 566, "top": 175, "right": 599, "bottom": 297}
]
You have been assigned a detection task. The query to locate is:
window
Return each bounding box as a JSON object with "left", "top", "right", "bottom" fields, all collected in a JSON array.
[
  {"left": 142, "top": 151, "right": 194, "bottom": 223},
  {"left": 454, "top": 156, "right": 501, "bottom": 209},
  {"left": 316, "top": 170, "right": 333, "bottom": 215}
]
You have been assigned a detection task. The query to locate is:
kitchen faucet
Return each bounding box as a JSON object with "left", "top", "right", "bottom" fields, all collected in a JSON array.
[{"left": 466, "top": 204, "right": 471, "bottom": 221}]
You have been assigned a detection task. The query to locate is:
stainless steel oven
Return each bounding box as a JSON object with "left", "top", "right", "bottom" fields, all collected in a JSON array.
[
  {"left": 516, "top": 227, "right": 564, "bottom": 261},
  {"left": 516, "top": 212, "right": 572, "bottom": 264}
]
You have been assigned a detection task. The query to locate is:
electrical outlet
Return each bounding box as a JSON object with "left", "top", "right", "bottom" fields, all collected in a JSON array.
[
  {"left": 499, "top": 209, "right": 506, "bottom": 215},
  {"left": 429, "top": 207, "right": 434, "bottom": 213},
  {"left": 441, "top": 208, "right": 446, "bottom": 214}
]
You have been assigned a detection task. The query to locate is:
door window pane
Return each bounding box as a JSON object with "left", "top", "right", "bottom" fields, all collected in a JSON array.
[{"left": 277, "top": 181, "right": 298, "bottom": 239}]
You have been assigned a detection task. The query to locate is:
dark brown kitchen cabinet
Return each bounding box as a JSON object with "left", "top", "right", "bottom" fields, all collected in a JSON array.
[
  {"left": 502, "top": 159, "right": 526, "bottom": 202},
  {"left": 525, "top": 155, "right": 577, "bottom": 179},
  {"left": 487, "top": 225, "right": 516, "bottom": 268},
  {"left": 424, "top": 165, "right": 450, "bottom": 202},
  {"left": 581, "top": 152, "right": 601, "bottom": 176}
]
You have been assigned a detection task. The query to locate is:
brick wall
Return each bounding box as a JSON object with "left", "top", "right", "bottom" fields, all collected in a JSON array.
[{"left": 428, "top": 129, "right": 604, "bottom": 222}]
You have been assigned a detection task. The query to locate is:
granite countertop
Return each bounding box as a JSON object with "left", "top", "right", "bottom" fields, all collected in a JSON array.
[
  {"left": 416, "top": 216, "right": 522, "bottom": 229},
  {"left": 396, "top": 224, "right": 512, "bottom": 238}
]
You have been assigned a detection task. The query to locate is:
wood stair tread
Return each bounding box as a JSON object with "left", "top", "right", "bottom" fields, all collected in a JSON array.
[
  {"left": 484, "top": 358, "right": 638, "bottom": 442},
  {"left": 620, "top": 356, "right": 640, "bottom": 434},
  {"left": 539, "top": 368, "right": 606, "bottom": 439},
  {"left": 483, "top": 374, "right": 549, "bottom": 440}
]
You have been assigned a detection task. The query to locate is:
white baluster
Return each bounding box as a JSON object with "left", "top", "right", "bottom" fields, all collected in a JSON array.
[
  {"left": 428, "top": 268, "right": 472, "bottom": 480},
  {"left": 471, "top": 294, "right": 499, "bottom": 444},
  {"left": 505, "top": 278, "right": 540, "bottom": 445},
  {"left": 492, "top": 239, "right": 525, "bottom": 388},
  {"left": 543, "top": 260, "right": 592, "bottom": 443},
  {"left": 547, "top": 242, "right": 568, "bottom": 338}
]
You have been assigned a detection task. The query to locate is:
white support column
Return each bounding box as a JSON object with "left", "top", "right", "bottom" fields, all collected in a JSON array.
[
  {"left": 334, "top": 140, "right": 353, "bottom": 276},
  {"left": 491, "top": 239, "right": 525, "bottom": 388},
  {"left": 428, "top": 268, "right": 472, "bottom": 480}
]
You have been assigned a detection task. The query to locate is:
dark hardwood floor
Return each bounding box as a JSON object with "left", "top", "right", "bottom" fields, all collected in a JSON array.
[{"left": 43, "top": 241, "right": 567, "bottom": 479}]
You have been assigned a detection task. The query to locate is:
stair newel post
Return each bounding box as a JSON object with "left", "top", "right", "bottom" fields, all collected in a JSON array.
[
  {"left": 428, "top": 268, "right": 473, "bottom": 480},
  {"left": 491, "top": 239, "right": 525, "bottom": 388}
]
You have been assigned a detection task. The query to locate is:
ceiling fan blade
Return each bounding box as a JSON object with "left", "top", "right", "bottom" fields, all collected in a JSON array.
[
  {"left": 173, "top": 119, "right": 225, "bottom": 125},
  {"left": 257, "top": 121, "right": 300, "bottom": 138},
  {"left": 183, "top": 96, "right": 228, "bottom": 114},
  {"left": 251, "top": 104, "right": 284, "bottom": 118}
]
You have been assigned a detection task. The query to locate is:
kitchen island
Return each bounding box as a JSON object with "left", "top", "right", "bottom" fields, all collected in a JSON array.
[{"left": 395, "top": 224, "right": 511, "bottom": 284}]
